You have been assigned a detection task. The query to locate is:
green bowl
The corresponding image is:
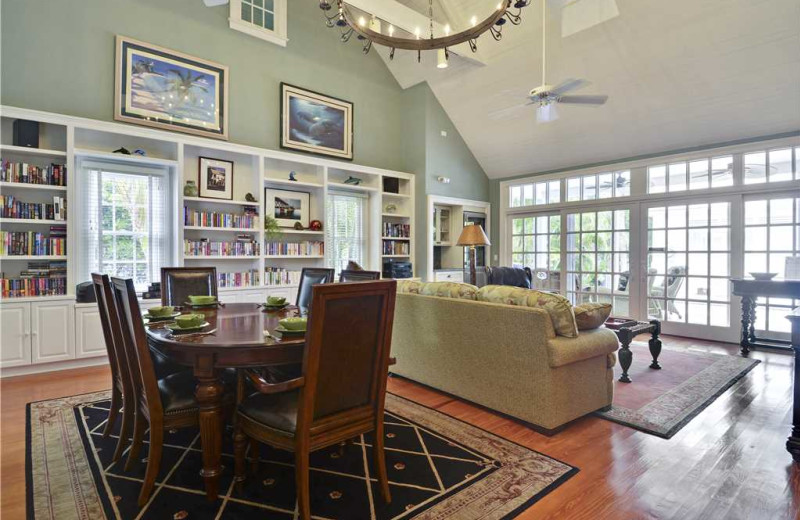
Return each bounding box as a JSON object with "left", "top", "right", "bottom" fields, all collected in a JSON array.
[
  {"left": 279, "top": 317, "right": 307, "bottom": 331},
  {"left": 175, "top": 313, "right": 205, "bottom": 328},
  {"left": 188, "top": 295, "right": 217, "bottom": 305},
  {"left": 267, "top": 296, "right": 286, "bottom": 306},
  {"left": 147, "top": 306, "right": 174, "bottom": 318}
]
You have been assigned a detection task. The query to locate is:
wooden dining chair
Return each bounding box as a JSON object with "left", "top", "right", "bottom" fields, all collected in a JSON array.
[
  {"left": 234, "top": 280, "right": 397, "bottom": 519},
  {"left": 338, "top": 269, "right": 381, "bottom": 282},
  {"left": 161, "top": 267, "right": 218, "bottom": 307},
  {"left": 111, "top": 276, "right": 216, "bottom": 506},
  {"left": 295, "top": 267, "right": 334, "bottom": 313}
]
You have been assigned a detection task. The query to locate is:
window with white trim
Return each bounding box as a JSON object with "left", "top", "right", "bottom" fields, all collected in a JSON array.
[
  {"left": 509, "top": 180, "right": 560, "bottom": 208},
  {"left": 743, "top": 147, "right": 798, "bottom": 185},
  {"left": 510, "top": 214, "right": 561, "bottom": 291},
  {"left": 229, "top": 0, "right": 288, "bottom": 47},
  {"left": 648, "top": 155, "right": 733, "bottom": 193},
  {"left": 566, "top": 170, "right": 630, "bottom": 202},
  {"left": 326, "top": 191, "right": 367, "bottom": 275},
  {"left": 77, "top": 161, "right": 172, "bottom": 292}
]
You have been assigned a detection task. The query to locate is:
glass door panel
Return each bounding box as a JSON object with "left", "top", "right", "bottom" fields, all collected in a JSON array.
[{"left": 510, "top": 213, "right": 562, "bottom": 291}]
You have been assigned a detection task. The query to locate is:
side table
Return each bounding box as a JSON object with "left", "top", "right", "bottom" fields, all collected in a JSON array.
[{"left": 607, "top": 319, "right": 662, "bottom": 383}]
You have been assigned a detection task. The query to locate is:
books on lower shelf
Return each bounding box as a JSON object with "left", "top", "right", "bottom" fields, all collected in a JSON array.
[
  {"left": 218, "top": 270, "right": 260, "bottom": 288},
  {"left": 1, "top": 226, "right": 67, "bottom": 256},
  {"left": 1, "top": 260, "right": 67, "bottom": 298},
  {"left": 184, "top": 237, "right": 260, "bottom": 257},
  {"left": 184, "top": 206, "right": 259, "bottom": 229},
  {"left": 1, "top": 194, "right": 66, "bottom": 220},
  {"left": 263, "top": 241, "right": 324, "bottom": 256},
  {"left": 383, "top": 240, "right": 410, "bottom": 256},
  {"left": 382, "top": 222, "right": 410, "bottom": 238},
  {"left": 1, "top": 159, "right": 67, "bottom": 186},
  {"left": 264, "top": 267, "right": 301, "bottom": 287}
]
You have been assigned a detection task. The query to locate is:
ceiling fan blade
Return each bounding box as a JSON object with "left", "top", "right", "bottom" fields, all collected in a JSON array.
[
  {"left": 203, "top": 0, "right": 229, "bottom": 6},
  {"left": 537, "top": 103, "right": 559, "bottom": 123},
  {"left": 558, "top": 94, "right": 609, "bottom": 105},
  {"left": 488, "top": 101, "right": 536, "bottom": 120},
  {"left": 550, "top": 78, "right": 590, "bottom": 96}
]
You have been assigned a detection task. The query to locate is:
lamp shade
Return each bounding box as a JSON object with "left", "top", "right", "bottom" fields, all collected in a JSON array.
[{"left": 456, "top": 224, "right": 491, "bottom": 246}]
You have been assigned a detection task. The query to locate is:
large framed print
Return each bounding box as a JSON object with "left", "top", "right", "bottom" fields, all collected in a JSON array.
[
  {"left": 265, "top": 188, "right": 311, "bottom": 229},
  {"left": 198, "top": 157, "right": 234, "bottom": 200},
  {"left": 115, "top": 36, "right": 229, "bottom": 140},
  {"left": 280, "top": 83, "right": 353, "bottom": 160}
]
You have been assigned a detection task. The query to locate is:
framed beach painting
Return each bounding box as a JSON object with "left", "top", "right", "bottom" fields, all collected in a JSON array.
[
  {"left": 280, "top": 83, "right": 353, "bottom": 160},
  {"left": 265, "top": 188, "right": 310, "bottom": 229},
  {"left": 199, "top": 157, "right": 234, "bottom": 200},
  {"left": 115, "top": 36, "right": 229, "bottom": 140}
]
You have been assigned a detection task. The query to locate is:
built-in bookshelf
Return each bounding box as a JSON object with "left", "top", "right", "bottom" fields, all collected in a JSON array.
[{"left": 381, "top": 174, "right": 414, "bottom": 267}]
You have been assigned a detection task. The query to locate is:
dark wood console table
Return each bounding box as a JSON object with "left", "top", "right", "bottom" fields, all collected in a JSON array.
[
  {"left": 787, "top": 308, "right": 800, "bottom": 463},
  {"left": 730, "top": 279, "right": 800, "bottom": 356}
]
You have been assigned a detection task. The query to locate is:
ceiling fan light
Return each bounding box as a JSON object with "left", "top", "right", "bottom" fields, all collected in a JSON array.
[
  {"left": 437, "top": 49, "right": 449, "bottom": 69},
  {"left": 537, "top": 103, "right": 559, "bottom": 123}
]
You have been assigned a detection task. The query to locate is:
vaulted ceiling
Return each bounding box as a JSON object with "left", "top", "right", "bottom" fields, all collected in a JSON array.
[{"left": 370, "top": 0, "right": 800, "bottom": 179}]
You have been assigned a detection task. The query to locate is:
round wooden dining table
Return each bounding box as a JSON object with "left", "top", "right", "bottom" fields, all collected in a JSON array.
[{"left": 146, "top": 303, "right": 305, "bottom": 501}]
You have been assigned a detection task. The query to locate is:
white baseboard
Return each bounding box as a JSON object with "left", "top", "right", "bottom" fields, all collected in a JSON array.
[{"left": 1, "top": 356, "right": 109, "bottom": 379}]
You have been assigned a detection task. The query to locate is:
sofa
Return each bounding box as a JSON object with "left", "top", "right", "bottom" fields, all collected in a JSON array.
[{"left": 390, "top": 281, "right": 619, "bottom": 434}]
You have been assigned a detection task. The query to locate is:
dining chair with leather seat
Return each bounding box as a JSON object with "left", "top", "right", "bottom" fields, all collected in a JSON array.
[
  {"left": 111, "top": 276, "right": 232, "bottom": 506},
  {"left": 485, "top": 266, "right": 533, "bottom": 288},
  {"left": 295, "top": 267, "right": 334, "bottom": 314},
  {"left": 161, "top": 267, "right": 218, "bottom": 307},
  {"left": 338, "top": 269, "right": 380, "bottom": 282},
  {"left": 233, "top": 280, "right": 398, "bottom": 520}
]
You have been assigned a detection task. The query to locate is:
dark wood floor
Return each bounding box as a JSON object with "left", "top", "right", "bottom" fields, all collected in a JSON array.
[{"left": 2, "top": 336, "right": 798, "bottom": 519}]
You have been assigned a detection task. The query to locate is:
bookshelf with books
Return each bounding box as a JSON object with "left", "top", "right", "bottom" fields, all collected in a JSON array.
[{"left": 380, "top": 174, "right": 415, "bottom": 272}]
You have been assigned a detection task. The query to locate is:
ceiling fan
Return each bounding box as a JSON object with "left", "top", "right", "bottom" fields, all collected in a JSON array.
[
  {"left": 203, "top": 0, "right": 228, "bottom": 6},
  {"left": 500, "top": 0, "right": 608, "bottom": 123}
]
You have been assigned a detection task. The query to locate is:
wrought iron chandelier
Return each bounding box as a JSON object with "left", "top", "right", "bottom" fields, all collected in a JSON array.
[{"left": 319, "top": 1, "right": 532, "bottom": 67}]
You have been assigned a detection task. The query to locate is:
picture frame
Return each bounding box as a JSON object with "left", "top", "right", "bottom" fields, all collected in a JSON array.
[
  {"left": 115, "top": 35, "right": 229, "bottom": 140},
  {"left": 265, "top": 188, "right": 311, "bottom": 228},
  {"left": 280, "top": 83, "right": 353, "bottom": 160},
  {"left": 199, "top": 157, "right": 234, "bottom": 200}
]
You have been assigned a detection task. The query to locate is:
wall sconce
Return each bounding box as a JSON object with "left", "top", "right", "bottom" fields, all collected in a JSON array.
[{"left": 437, "top": 176, "right": 451, "bottom": 184}]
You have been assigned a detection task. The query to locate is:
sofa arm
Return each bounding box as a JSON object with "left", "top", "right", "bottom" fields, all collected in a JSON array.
[{"left": 547, "top": 328, "right": 619, "bottom": 368}]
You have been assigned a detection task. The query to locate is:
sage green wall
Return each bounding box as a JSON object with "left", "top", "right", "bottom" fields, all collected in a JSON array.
[{"left": 0, "top": 0, "right": 406, "bottom": 170}]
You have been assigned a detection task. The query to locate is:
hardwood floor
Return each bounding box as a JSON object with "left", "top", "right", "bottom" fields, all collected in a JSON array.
[{"left": 3, "top": 337, "right": 798, "bottom": 519}]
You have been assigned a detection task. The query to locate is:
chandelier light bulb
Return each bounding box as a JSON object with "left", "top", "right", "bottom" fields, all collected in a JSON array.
[
  {"left": 414, "top": 27, "right": 421, "bottom": 39},
  {"left": 444, "top": 24, "right": 451, "bottom": 36},
  {"left": 388, "top": 24, "right": 395, "bottom": 36},
  {"left": 358, "top": 16, "right": 366, "bottom": 27},
  {"left": 437, "top": 49, "right": 448, "bottom": 69},
  {"left": 471, "top": 15, "right": 478, "bottom": 27}
]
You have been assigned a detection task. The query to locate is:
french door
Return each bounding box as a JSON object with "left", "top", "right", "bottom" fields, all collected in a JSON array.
[{"left": 638, "top": 195, "right": 740, "bottom": 342}]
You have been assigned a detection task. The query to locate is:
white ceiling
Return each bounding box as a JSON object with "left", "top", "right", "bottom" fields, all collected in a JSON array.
[{"left": 375, "top": 0, "right": 800, "bottom": 179}]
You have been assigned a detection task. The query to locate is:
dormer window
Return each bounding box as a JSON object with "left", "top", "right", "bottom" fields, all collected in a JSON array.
[{"left": 229, "top": 0, "right": 287, "bottom": 47}]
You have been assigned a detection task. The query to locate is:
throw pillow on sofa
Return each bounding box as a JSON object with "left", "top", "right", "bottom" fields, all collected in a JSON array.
[
  {"left": 477, "top": 285, "right": 579, "bottom": 338},
  {"left": 397, "top": 280, "right": 424, "bottom": 294},
  {"left": 419, "top": 281, "right": 479, "bottom": 300},
  {"left": 574, "top": 302, "right": 612, "bottom": 330}
]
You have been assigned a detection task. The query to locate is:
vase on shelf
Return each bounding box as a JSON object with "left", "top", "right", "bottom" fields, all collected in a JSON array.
[{"left": 184, "top": 181, "right": 198, "bottom": 197}]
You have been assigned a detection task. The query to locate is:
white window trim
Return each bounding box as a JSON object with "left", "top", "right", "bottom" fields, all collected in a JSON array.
[
  {"left": 326, "top": 190, "right": 368, "bottom": 275},
  {"left": 229, "top": 0, "right": 288, "bottom": 47}
]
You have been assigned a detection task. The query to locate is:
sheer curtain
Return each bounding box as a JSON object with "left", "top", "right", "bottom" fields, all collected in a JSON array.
[{"left": 325, "top": 191, "right": 367, "bottom": 275}]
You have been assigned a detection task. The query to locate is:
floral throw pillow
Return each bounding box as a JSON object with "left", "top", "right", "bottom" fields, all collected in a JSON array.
[
  {"left": 397, "top": 280, "right": 424, "bottom": 294},
  {"left": 477, "top": 285, "right": 579, "bottom": 338},
  {"left": 419, "top": 282, "right": 479, "bottom": 300},
  {"left": 574, "top": 302, "right": 613, "bottom": 330}
]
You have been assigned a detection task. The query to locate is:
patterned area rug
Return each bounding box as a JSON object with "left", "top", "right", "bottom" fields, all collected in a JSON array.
[
  {"left": 596, "top": 343, "right": 760, "bottom": 438},
  {"left": 26, "top": 392, "right": 577, "bottom": 519}
]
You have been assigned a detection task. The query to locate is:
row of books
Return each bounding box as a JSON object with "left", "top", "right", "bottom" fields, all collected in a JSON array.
[
  {"left": 1, "top": 160, "right": 67, "bottom": 186},
  {"left": 184, "top": 238, "right": 260, "bottom": 257},
  {"left": 383, "top": 240, "right": 410, "bottom": 255},
  {"left": 184, "top": 207, "right": 259, "bottom": 229},
  {"left": 263, "top": 241, "right": 324, "bottom": 257},
  {"left": 1, "top": 195, "right": 66, "bottom": 220},
  {"left": 383, "top": 222, "right": 411, "bottom": 238},
  {"left": 0, "top": 228, "right": 67, "bottom": 256},
  {"left": 218, "top": 270, "right": 260, "bottom": 288},
  {"left": 264, "top": 268, "right": 301, "bottom": 287},
  {"left": 1, "top": 260, "right": 68, "bottom": 298}
]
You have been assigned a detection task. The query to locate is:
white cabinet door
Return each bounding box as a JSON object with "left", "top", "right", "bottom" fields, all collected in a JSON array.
[
  {"left": 75, "top": 307, "right": 107, "bottom": 359},
  {"left": 434, "top": 270, "right": 464, "bottom": 282},
  {"left": 238, "top": 289, "right": 267, "bottom": 304},
  {"left": 0, "top": 303, "right": 31, "bottom": 368},
  {"left": 31, "top": 301, "right": 75, "bottom": 364}
]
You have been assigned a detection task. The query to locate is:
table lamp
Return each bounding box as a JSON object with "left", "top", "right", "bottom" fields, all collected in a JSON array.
[{"left": 457, "top": 224, "right": 491, "bottom": 286}]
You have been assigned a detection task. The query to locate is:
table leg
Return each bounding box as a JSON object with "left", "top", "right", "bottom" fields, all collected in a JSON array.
[
  {"left": 740, "top": 296, "right": 754, "bottom": 357},
  {"left": 617, "top": 327, "right": 633, "bottom": 383},
  {"left": 195, "top": 370, "right": 225, "bottom": 501},
  {"left": 788, "top": 317, "right": 800, "bottom": 463},
  {"left": 648, "top": 319, "right": 662, "bottom": 370}
]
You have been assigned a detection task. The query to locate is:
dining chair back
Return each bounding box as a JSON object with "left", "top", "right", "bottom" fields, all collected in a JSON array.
[
  {"left": 161, "top": 267, "right": 218, "bottom": 306},
  {"left": 338, "top": 269, "right": 381, "bottom": 282},
  {"left": 91, "top": 273, "right": 135, "bottom": 461},
  {"left": 295, "top": 267, "right": 334, "bottom": 313}
]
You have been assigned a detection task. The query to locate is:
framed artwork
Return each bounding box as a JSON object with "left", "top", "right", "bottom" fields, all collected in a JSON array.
[
  {"left": 115, "top": 35, "right": 229, "bottom": 140},
  {"left": 265, "top": 188, "right": 311, "bottom": 228},
  {"left": 280, "top": 83, "right": 353, "bottom": 160},
  {"left": 199, "top": 157, "right": 234, "bottom": 200}
]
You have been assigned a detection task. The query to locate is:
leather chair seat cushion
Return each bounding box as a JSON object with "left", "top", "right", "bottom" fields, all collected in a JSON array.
[
  {"left": 238, "top": 390, "right": 300, "bottom": 434},
  {"left": 150, "top": 347, "right": 186, "bottom": 380},
  {"left": 488, "top": 267, "right": 531, "bottom": 288},
  {"left": 158, "top": 371, "right": 199, "bottom": 414}
]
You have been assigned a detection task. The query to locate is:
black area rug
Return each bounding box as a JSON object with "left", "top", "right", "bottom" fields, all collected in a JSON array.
[{"left": 27, "top": 391, "right": 577, "bottom": 519}]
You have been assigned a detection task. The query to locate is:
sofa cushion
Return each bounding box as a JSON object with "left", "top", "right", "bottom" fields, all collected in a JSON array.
[
  {"left": 419, "top": 281, "right": 479, "bottom": 300},
  {"left": 574, "top": 302, "right": 613, "bottom": 330},
  {"left": 547, "top": 328, "right": 619, "bottom": 368},
  {"left": 477, "top": 285, "right": 579, "bottom": 337},
  {"left": 397, "top": 280, "right": 424, "bottom": 294}
]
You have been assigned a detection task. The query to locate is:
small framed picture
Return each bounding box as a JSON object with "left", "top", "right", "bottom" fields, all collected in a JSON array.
[
  {"left": 115, "top": 36, "right": 229, "bottom": 140},
  {"left": 265, "top": 188, "right": 310, "bottom": 228},
  {"left": 199, "top": 157, "right": 234, "bottom": 200},
  {"left": 280, "top": 83, "right": 353, "bottom": 160}
]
